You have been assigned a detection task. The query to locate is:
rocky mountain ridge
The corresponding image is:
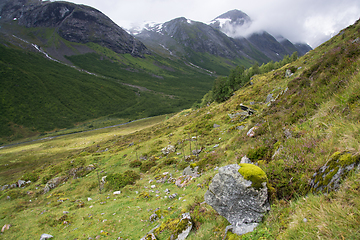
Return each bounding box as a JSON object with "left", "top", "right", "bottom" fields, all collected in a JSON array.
[
  {"left": 131, "top": 9, "right": 312, "bottom": 64},
  {"left": 0, "top": 0, "right": 149, "bottom": 57}
]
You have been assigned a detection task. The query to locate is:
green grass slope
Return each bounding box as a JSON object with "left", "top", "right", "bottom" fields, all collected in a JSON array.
[{"left": 0, "top": 19, "right": 359, "bottom": 240}]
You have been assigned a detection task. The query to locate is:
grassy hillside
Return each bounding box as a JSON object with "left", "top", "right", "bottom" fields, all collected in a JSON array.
[
  {"left": 0, "top": 19, "right": 359, "bottom": 240},
  {"left": 0, "top": 36, "right": 215, "bottom": 145}
]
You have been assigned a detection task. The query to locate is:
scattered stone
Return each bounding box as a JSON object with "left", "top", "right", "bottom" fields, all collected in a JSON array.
[
  {"left": 246, "top": 126, "right": 258, "bottom": 137},
  {"left": 228, "top": 112, "right": 248, "bottom": 119},
  {"left": 140, "top": 233, "right": 157, "bottom": 240},
  {"left": 240, "top": 104, "right": 256, "bottom": 115},
  {"left": 213, "top": 144, "right": 219, "bottom": 148},
  {"left": 303, "top": 218, "right": 308, "bottom": 223},
  {"left": 1, "top": 224, "right": 11, "bottom": 233},
  {"left": 236, "top": 125, "right": 245, "bottom": 130},
  {"left": 128, "top": 143, "right": 134, "bottom": 147},
  {"left": 39, "top": 233, "right": 53, "bottom": 240},
  {"left": 18, "top": 180, "right": 26, "bottom": 187},
  {"left": 88, "top": 197, "right": 92, "bottom": 201},
  {"left": 101, "top": 176, "right": 107, "bottom": 184},
  {"left": 175, "top": 175, "right": 194, "bottom": 188},
  {"left": 113, "top": 191, "right": 121, "bottom": 195},
  {"left": 352, "top": 37, "right": 360, "bottom": 43},
  {"left": 240, "top": 156, "right": 252, "bottom": 164},
  {"left": 284, "top": 128, "right": 292, "bottom": 139},
  {"left": 310, "top": 151, "right": 360, "bottom": 193},
  {"left": 192, "top": 149, "right": 202, "bottom": 155},
  {"left": 151, "top": 185, "right": 156, "bottom": 189},
  {"left": 149, "top": 213, "right": 159, "bottom": 222},
  {"left": 265, "top": 93, "right": 274, "bottom": 104},
  {"left": 10, "top": 183, "right": 17, "bottom": 189},
  {"left": 213, "top": 124, "right": 220, "bottom": 128},
  {"left": 285, "top": 69, "right": 293, "bottom": 78},
  {"left": 205, "top": 164, "right": 270, "bottom": 236},
  {"left": 175, "top": 213, "right": 193, "bottom": 240},
  {"left": 183, "top": 165, "right": 200, "bottom": 178},
  {"left": 1, "top": 185, "right": 9, "bottom": 191},
  {"left": 161, "top": 145, "right": 175, "bottom": 155},
  {"left": 63, "top": 211, "right": 69, "bottom": 214},
  {"left": 164, "top": 189, "right": 170, "bottom": 194},
  {"left": 43, "top": 176, "right": 68, "bottom": 194},
  {"left": 169, "top": 193, "right": 178, "bottom": 199}
]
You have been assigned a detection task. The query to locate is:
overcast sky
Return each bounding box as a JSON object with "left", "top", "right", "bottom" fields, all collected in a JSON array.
[{"left": 58, "top": 0, "right": 359, "bottom": 48}]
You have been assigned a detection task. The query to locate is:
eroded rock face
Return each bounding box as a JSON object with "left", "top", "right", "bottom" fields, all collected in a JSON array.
[
  {"left": 310, "top": 151, "right": 360, "bottom": 193},
  {"left": 204, "top": 164, "right": 269, "bottom": 235},
  {"left": 0, "top": 0, "right": 149, "bottom": 56}
]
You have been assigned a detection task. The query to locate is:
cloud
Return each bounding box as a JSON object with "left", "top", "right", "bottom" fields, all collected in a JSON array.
[{"left": 59, "top": 0, "right": 360, "bottom": 47}]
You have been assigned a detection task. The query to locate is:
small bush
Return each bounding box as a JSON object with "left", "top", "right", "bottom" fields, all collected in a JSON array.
[
  {"left": 106, "top": 170, "right": 140, "bottom": 190},
  {"left": 22, "top": 172, "right": 39, "bottom": 182},
  {"left": 246, "top": 146, "right": 271, "bottom": 162},
  {"left": 129, "top": 160, "right": 142, "bottom": 168},
  {"left": 140, "top": 160, "right": 157, "bottom": 173}
]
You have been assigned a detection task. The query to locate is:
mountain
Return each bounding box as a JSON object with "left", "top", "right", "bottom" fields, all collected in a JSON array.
[
  {"left": 210, "top": 9, "right": 312, "bottom": 57},
  {"left": 131, "top": 10, "right": 312, "bottom": 75},
  {"left": 0, "top": 0, "right": 149, "bottom": 58},
  {"left": 0, "top": 16, "right": 359, "bottom": 240}
]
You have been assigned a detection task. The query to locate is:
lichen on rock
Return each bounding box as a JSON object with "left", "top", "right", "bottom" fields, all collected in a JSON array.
[{"left": 310, "top": 151, "right": 360, "bottom": 193}]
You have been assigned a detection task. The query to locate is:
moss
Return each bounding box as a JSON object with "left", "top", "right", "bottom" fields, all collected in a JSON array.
[{"left": 238, "top": 163, "right": 268, "bottom": 190}]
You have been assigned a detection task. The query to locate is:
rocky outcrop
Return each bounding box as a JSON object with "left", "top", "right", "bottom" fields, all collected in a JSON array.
[
  {"left": 310, "top": 151, "right": 360, "bottom": 193},
  {"left": 204, "top": 164, "right": 270, "bottom": 236},
  {"left": 44, "top": 176, "right": 68, "bottom": 194},
  {"left": 0, "top": 0, "right": 149, "bottom": 57}
]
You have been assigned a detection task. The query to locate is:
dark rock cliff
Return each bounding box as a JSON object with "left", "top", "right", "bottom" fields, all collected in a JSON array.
[{"left": 0, "top": 0, "right": 149, "bottom": 56}]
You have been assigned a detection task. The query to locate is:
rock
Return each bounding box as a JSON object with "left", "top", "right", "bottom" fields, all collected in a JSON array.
[
  {"left": 113, "top": 191, "right": 121, "bottom": 195},
  {"left": 213, "top": 124, "right": 220, "bottom": 128},
  {"left": 175, "top": 175, "right": 193, "bottom": 188},
  {"left": 265, "top": 93, "right": 274, "bottom": 104},
  {"left": 310, "top": 151, "right": 360, "bottom": 193},
  {"left": 192, "top": 149, "right": 202, "bottom": 155},
  {"left": 151, "top": 185, "right": 156, "bottom": 189},
  {"left": 10, "top": 183, "right": 17, "bottom": 189},
  {"left": 204, "top": 164, "right": 270, "bottom": 236},
  {"left": 246, "top": 126, "right": 258, "bottom": 137},
  {"left": 239, "top": 105, "right": 256, "bottom": 115},
  {"left": 43, "top": 176, "right": 68, "bottom": 194},
  {"left": 169, "top": 193, "right": 178, "bottom": 199},
  {"left": 174, "top": 212, "right": 192, "bottom": 240},
  {"left": 101, "top": 176, "right": 107, "bottom": 183},
  {"left": 1, "top": 224, "right": 11, "bottom": 233},
  {"left": 285, "top": 69, "right": 293, "bottom": 78},
  {"left": 228, "top": 112, "right": 248, "bottom": 119},
  {"left": 240, "top": 156, "right": 252, "bottom": 164},
  {"left": 18, "top": 180, "right": 26, "bottom": 187},
  {"left": 140, "top": 233, "right": 157, "bottom": 240},
  {"left": 164, "top": 189, "right": 170, "bottom": 194},
  {"left": 39, "top": 233, "right": 53, "bottom": 240},
  {"left": 284, "top": 128, "right": 292, "bottom": 138},
  {"left": 236, "top": 125, "right": 245, "bottom": 130},
  {"left": 88, "top": 197, "right": 93, "bottom": 201},
  {"left": 1, "top": 185, "right": 9, "bottom": 191},
  {"left": 128, "top": 142, "right": 134, "bottom": 147},
  {"left": 149, "top": 213, "right": 159, "bottom": 222},
  {"left": 183, "top": 165, "right": 200, "bottom": 177},
  {"left": 161, "top": 145, "right": 175, "bottom": 155},
  {"left": 213, "top": 144, "right": 219, "bottom": 148}
]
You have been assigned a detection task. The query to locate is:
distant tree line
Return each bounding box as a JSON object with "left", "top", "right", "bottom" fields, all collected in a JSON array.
[{"left": 198, "top": 52, "right": 298, "bottom": 106}]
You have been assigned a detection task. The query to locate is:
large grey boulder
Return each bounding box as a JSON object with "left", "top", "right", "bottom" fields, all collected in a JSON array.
[{"left": 204, "top": 164, "right": 270, "bottom": 236}]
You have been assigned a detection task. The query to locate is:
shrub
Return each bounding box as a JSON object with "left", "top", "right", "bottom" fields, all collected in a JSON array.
[
  {"left": 246, "top": 146, "right": 271, "bottom": 162},
  {"left": 129, "top": 160, "right": 142, "bottom": 168},
  {"left": 22, "top": 172, "right": 39, "bottom": 182},
  {"left": 106, "top": 170, "right": 140, "bottom": 190},
  {"left": 140, "top": 160, "right": 157, "bottom": 172}
]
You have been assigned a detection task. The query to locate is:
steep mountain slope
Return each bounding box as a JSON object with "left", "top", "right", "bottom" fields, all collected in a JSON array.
[{"left": 0, "top": 15, "right": 359, "bottom": 240}]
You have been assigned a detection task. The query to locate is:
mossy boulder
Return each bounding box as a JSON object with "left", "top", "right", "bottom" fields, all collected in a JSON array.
[
  {"left": 204, "top": 164, "right": 270, "bottom": 236},
  {"left": 310, "top": 151, "right": 360, "bottom": 193}
]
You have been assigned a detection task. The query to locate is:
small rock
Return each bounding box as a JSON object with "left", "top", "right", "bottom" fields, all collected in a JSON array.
[
  {"left": 18, "top": 180, "right": 26, "bottom": 188},
  {"left": 63, "top": 211, "right": 69, "bottom": 214},
  {"left": 246, "top": 126, "right": 258, "bottom": 137},
  {"left": 213, "top": 144, "right": 219, "bottom": 148},
  {"left": 113, "top": 191, "right": 121, "bottom": 195},
  {"left": 87, "top": 197, "right": 92, "bottom": 201},
  {"left": 151, "top": 185, "right": 156, "bottom": 189},
  {"left": 39, "top": 233, "right": 53, "bottom": 240},
  {"left": 240, "top": 156, "right": 252, "bottom": 164},
  {"left": 303, "top": 218, "right": 308, "bottom": 223},
  {"left": 1, "top": 224, "right": 11, "bottom": 233},
  {"left": 213, "top": 124, "right": 220, "bottom": 128}
]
